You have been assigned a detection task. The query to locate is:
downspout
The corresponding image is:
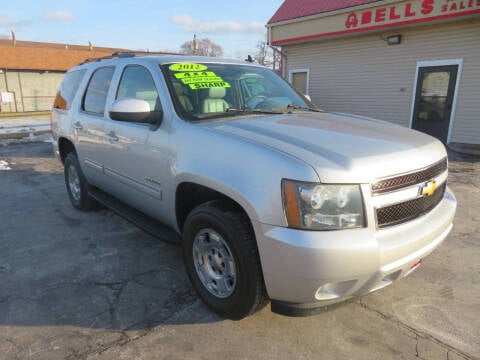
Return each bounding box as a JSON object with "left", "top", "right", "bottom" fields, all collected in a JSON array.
[
  {"left": 267, "top": 24, "right": 287, "bottom": 79},
  {"left": 269, "top": 46, "right": 287, "bottom": 79}
]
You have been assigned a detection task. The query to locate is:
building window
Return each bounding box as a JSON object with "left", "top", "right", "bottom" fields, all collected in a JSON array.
[{"left": 289, "top": 69, "right": 310, "bottom": 96}]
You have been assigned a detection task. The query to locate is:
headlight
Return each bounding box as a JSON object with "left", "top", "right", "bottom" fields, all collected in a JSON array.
[{"left": 282, "top": 180, "right": 365, "bottom": 230}]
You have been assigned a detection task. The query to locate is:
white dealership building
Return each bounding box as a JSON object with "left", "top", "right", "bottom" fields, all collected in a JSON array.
[{"left": 267, "top": 0, "right": 480, "bottom": 153}]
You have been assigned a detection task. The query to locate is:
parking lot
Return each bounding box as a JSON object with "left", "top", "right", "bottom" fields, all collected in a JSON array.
[{"left": 0, "top": 141, "right": 478, "bottom": 360}]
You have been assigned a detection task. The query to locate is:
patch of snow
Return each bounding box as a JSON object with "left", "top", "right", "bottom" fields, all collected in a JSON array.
[
  {"left": 0, "top": 160, "right": 11, "bottom": 170},
  {"left": 0, "top": 124, "right": 51, "bottom": 137}
]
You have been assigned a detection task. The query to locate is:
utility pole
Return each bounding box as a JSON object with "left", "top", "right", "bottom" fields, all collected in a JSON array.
[{"left": 193, "top": 34, "right": 199, "bottom": 55}]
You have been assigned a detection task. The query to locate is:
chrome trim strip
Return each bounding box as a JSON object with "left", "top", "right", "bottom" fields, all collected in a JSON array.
[
  {"left": 104, "top": 167, "right": 162, "bottom": 199},
  {"left": 84, "top": 158, "right": 103, "bottom": 171},
  {"left": 145, "top": 177, "right": 162, "bottom": 187}
]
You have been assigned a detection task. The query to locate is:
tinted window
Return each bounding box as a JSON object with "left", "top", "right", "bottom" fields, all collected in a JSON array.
[
  {"left": 116, "top": 65, "right": 160, "bottom": 111},
  {"left": 53, "top": 69, "right": 86, "bottom": 110},
  {"left": 82, "top": 67, "right": 115, "bottom": 115}
]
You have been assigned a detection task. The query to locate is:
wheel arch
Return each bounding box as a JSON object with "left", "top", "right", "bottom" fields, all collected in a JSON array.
[
  {"left": 175, "top": 181, "right": 258, "bottom": 234},
  {"left": 58, "top": 136, "right": 76, "bottom": 164}
]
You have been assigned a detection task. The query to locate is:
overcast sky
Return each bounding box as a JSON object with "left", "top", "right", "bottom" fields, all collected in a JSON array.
[{"left": 0, "top": 0, "right": 284, "bottom": 58}]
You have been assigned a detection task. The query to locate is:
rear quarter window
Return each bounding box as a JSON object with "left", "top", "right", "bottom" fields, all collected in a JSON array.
[
  {"left": 53, "top": 69, "right": 86, "bottom": 110},
  {"left": 82, "top": 66, "right": 115, "bottom": 115}
]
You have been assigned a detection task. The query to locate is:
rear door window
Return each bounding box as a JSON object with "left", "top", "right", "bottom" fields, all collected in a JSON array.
[
  {"left": 82, "top": 66, "right": 115, "bottom": 116},
  {"left": 53, "top": 69, "right": 86, "bottom": 110}
]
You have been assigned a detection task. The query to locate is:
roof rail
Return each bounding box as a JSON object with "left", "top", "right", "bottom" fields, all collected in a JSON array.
[
  {"left": 78, "top": 50, "right": 185, "bottom": 65},
  {"left": 78, "top": 55, "right": 114, "bottom": 65},
  {"left": 113, "top": 50, "right": 185, "bottom": 57}
]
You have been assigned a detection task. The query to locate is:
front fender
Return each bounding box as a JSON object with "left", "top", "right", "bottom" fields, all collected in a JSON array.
[{"left": 172, "top": 123, "right": 319, "bottom": 226}]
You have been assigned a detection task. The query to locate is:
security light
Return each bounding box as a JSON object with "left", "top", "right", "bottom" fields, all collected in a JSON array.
[{"left": 387, "top": 35, "right": 402, "bottom": 45}]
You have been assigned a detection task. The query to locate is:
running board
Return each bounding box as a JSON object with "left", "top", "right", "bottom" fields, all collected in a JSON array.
[{"left": 89, "top": 187, "right": 181, "bottom": 244}]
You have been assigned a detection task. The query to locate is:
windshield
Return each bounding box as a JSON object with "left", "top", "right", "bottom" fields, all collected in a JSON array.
[{"left": 161, "top": 62, "right": 319, "bottom": 121}]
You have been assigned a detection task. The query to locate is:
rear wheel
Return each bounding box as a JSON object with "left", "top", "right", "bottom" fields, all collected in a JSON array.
[
  {"left": 183, "top": 201, "right": 268, "bottom": 320},
  {"left": 64, "top": 153, "right": 97, "bottom": 211}
]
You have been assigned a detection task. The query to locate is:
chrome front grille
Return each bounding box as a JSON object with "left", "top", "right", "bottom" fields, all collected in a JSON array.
[
  {"left": 373, "top": 158, "right": 448, "bottom": 229},
  {"left": 372, "top": 158, "right": 447, "bottom": 195},
  {"left": 376, "top": 183, "right": 446, "bottom": 228}
]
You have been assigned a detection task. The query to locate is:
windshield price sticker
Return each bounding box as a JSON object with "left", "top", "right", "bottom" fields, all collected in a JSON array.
[
  {"left": 174, "top": 70, "right": 230, "bottom": 89},
  {"left": 174, "top": 71, "right": 224, "bottom": 85},
  {"left": 176, "top": 76, "right": 225, "bottom": 85},
  {"left": 189, "top": 82, "right": 231, "bottom": 90},
  {"left": 175, "top": 71, "right": 217, "bottom": 79},
  {"left": 169, "top": 63, "right": 208, "bottom": 72},
  {"left": 181, "top": 77, "right": 225, "bottom": 85}
]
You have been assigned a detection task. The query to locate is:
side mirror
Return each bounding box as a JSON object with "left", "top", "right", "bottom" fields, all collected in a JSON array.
[
  {"left": 109, "top": 98, "right": 162, "bottom": 127},
  {"left": 304, "top": 94, "right": 311, "bottom": 102}
]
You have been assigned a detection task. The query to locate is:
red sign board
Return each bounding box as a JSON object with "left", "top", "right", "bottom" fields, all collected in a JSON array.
[
  {"left": 270, "top": 0, "right": 480, "bottom": 46},
  {"left": 345, "top": 0, "right": 480, "bottom": 28}
]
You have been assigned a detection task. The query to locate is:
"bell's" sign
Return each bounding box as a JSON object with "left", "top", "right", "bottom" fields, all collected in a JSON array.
[{"left": 345, "top": 0, "right": 480, "bottom": 29}]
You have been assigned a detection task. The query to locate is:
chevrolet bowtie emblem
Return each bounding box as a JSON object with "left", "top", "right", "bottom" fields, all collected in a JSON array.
[{"left": 420, "top": 180, "right": 437, "bottom": 197}]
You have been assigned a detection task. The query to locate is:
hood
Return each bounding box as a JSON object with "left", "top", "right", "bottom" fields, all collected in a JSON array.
[{"left": 202, "top": 112, "right": 447, "bottom": 183}]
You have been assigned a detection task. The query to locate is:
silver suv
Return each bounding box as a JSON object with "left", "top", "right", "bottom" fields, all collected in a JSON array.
[{"left": 52, "top": 53, "right": 456, "bottom": 319}]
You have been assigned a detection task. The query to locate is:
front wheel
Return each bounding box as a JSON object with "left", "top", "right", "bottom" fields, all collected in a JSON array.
[{"left": 182, "top": 201, "right": 268, "bottom": 320}]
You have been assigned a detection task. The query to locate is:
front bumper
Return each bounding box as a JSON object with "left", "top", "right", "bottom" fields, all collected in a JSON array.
[{"left": 254, "top": 186, "right": 456, "bottom": 315}]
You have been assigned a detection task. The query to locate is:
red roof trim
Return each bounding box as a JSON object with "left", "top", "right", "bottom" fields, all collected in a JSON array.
[
  {"left": 268, "top": 0, "right": 381, "bottom": 24},
  {"left": 271, "top": 8, "right": 480, "bottom": 45}
]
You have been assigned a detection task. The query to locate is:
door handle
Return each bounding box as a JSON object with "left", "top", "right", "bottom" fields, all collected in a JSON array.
[
  {"left": 73, "top": 121, "right": 83, "bottom": 130},
  {"left": 105, "top": 131, "right": 119, "bottom": 142}
]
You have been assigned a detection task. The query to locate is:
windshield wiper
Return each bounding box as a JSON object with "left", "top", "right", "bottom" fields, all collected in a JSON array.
[
  {"left": 286, "top": 104, "right": 322, "bottom": 112},
  {"left": 228, "top": 108, "right": 283, "bottom": 115},
  {"left": 195, "top": 108, "right": 283, "bottom": 120},
  {"left": 195, "top": 110, "right": 244, "bottom": 120}
]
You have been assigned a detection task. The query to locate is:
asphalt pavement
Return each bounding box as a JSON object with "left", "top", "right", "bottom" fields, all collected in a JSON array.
[{"left": 0, "top": 142, "right": 478, "bottom": 360}]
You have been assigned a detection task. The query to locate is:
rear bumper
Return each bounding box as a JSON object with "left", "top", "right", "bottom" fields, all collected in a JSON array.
[
  {"left": 52, "top": 139, "right": 61, "bottom": 161},
  {"left": 254, "top": 186, "right": 456, "bottom": 314}
]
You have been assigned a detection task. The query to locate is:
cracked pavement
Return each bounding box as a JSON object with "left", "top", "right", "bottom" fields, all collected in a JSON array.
[{"left": 0, "top": 142, "right": 478, "bottom": 359}]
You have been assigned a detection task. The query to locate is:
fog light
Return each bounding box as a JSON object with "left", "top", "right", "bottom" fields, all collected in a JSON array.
[
  {"left": 315, "top": 280, "right": 357, "bottom": 300},
  {"left": 370, "top": 270, "right": 402, "bottom": 293}
]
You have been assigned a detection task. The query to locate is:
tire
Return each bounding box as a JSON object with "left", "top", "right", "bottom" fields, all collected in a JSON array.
[
  {"left": 183, "top": 200, "right": 268, "bottom": 320},
  {"left": 64, "top": 152, "right": 97, "bottom": 211}
]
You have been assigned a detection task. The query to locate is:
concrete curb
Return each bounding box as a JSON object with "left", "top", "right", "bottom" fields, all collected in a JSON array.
[
  {"left": 0, "top": 123, "right": 51, "bottom": 140},
  {"left": 0, "top": 111, "right": 50, "bottom": 118}
]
